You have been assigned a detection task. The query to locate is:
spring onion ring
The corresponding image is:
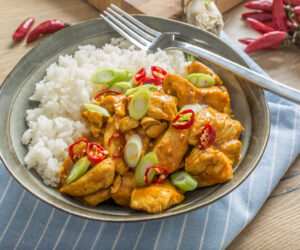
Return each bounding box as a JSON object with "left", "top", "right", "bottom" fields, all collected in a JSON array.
[
  {"left": 124, "top": 134, "right": 143, "bottom": 168},
  {"left": 84, "top": 103, "right": 111, "bottom": 117},
  {"left": 107, "top": 81, "right": 133, "bottom": 94},
  {"left": 135, "top": 152, "right": 158, "bottom": 187},
  {"left": 179, "top": 104, "right": 205, "bottom": 121},
  {"left": 187, "top": 73, "right": 215, "bottom": 88},
  {"left": 90, "top": 68, "right": 129, "bottom": 85},
  {"left": 66, "top": 156, "right": 91, "bottom": 184},
  {"left": 129, "top": 87, "right": 151, "bottom": 120},
  {"left": 125, "top": 84, "right": 157, "bottom": 96},
  {"left": 170, "top": 171, "right": 198, "bottom": 191}
]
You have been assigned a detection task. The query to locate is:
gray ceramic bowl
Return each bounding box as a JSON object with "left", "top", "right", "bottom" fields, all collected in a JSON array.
[{"left": 0, "top": 16, "right": 270, "bottom": 222}]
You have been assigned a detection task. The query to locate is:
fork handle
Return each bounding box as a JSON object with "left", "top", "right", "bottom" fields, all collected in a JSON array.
[{"left": 172, "top": 40, "right": 300, "bottom": 103}]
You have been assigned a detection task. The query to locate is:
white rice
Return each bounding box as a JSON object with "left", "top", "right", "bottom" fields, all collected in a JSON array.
[{"left": 22, "top": 38, "right": 188, "bottom": 187}]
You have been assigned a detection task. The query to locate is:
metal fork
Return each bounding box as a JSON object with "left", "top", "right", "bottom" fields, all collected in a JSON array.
[{"left": 101, "top": 5, "right": 300, "bottom": 103}]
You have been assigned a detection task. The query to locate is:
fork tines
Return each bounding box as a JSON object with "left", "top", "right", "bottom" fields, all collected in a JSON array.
[{"left": 100, "top": 4, "right": 161, "bottom": 50}]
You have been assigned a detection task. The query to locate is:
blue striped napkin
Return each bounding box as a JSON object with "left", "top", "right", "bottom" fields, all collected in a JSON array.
[{"left": 0, "top": 32, "right": 299, "bottom": 250}]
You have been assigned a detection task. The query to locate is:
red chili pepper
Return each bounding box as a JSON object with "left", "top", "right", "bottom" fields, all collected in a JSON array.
[
  {"left": 287, "top": 20, "right": 298, "bottom": 30},
  {"left": 12, "top": 17, "right": 34, "bottom": 41},
  {"left": 93, "top": 90, "right": 121, "bottom": 101},
  {"left": 246, "top": 17, "right": 275, "bottom": 34},
  {"left": 144, "top": 166, "right": 169, "bottom": 186},
  {"left": 242, "top": 12, "right": 273, "bottom": 22},
  {"left": 238, "top": 38, "right": 255, "bottom": 45},
  {"left": 135, "top": 68, "right": 146, "bottom": 82},
  {"left": 69, "top": 138, "right": 88, "bottom": 162},
  {"left": 273, "top": 0, "right": 288, "bottom": 31},
  {"left": 137, "top": 77, "right": 163, "bottom": 86},
  {"left": 87, "top": 143, "right": 106, "bottom": 164},
  {"left": 108, "top": 132, "right": 126, "bottom": 158},
  {"left": 151, "top": 66, "right": 167, "bottom": 79},
  {"left": 244, "top": 31, "right": 288, "bottom": 53},
  {"left": 27, "top": 19, "right": 68, "bottom": 43},
  {"left": 283, "top": 0, "right": 300, "bottom": 6},
  {"left": 172, "top": 109, "right": 195, "bottom": 130},
  {"left": 198, "top": 124, "right": 216, "bottom": 150},
  {"left": 245, "top": 1, "right": 273, "bottom": 12},
  {"left": 294, "top": 6, "right": 300, "bottom": 14}
]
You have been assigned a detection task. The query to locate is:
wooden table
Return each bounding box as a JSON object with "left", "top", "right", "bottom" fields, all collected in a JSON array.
[{"left": 0, "top": 0, "right": 299, "bottom": 248}]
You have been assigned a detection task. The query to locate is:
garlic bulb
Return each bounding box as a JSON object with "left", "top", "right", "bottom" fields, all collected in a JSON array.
[{"left": 184, "top": 0, "right": 224, "bottom": 36}]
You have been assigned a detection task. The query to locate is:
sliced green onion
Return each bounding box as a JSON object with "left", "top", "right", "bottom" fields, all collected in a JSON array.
[
  {"left": 66, "top": 156, "right": 91, "bottom": 184},
  {"left": 84, "top": 103, "right": 111, "bottom": 117},
  {"left": 107, "top": 81, "right": 133, "bottom": 94},
  {"left": 90, "top": 68, "right": 128, "bottom": 85},
  {"left": 170, "top": 171, "right": 198, "bottom": 191},
  {"left": 125, "top": 84, "right": 158, "bottom": 96},
  {"left": 135, "top": 152, "right": 158, "bottom": 187},
  {"left": 124, "top": 134, "right": 142, "bottom": 168},
  {"left": 179, "top": 104, "right": 205, "bottom": 121},
  {"left": 187, "top": 73, "right": 215, "bottom": 88},
  {"left": 129, "top": 87, "right": 151, "bottom": 120},
  {"left": 120, "top": 67, "right": 134, "bottom": 81},
  {"left": 186, "top": 54, "right": 195, "bottom": 62}
]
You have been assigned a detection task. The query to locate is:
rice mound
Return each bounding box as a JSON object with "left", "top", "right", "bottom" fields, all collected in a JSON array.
[{"left": 22, "top": 38, "right": 188, "bottom": 187}]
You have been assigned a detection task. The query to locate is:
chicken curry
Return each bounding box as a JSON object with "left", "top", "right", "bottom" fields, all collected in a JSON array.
[{"left": 58, "top": 61, "right": 244, "bottom": 214}]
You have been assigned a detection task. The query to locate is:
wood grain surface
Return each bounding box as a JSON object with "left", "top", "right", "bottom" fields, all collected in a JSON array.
[{"left": 0, "top": 0, "right": 299, "bottom": 249}]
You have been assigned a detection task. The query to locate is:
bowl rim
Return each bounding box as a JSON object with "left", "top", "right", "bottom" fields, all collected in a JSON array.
[{"left": 0, "top": 15, "right": 270, "bottom": 222}]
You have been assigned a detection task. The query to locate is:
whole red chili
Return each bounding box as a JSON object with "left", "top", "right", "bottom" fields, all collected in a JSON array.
[
  {"left": 93, "top": 90, "right": 121, "bottom": 101},
  {"left": 283, "top": 0, "right": 300, "bottom": 6},
  {"left": 294, "top": 6, "right": 300, "bottom": 14},
  {"left": 287, "top": 20, "right": 298, "bottom": 30},
  {"left": 87, "top": 143, "right": 106, "bottom": 164},
  {"left": 108, "top": 132, "right": 126, "bottom": 158},
  {"left": 198, "top": 124, "right": 216, "bottom": 150},
  {"left": 69, "top": 138, "right": 88, "bottom": 162},
  {"left": 273, "top": 0, "right": 288, "bottom": 31},
  {"left": 144, "top": 166, "right": 169, "bottom": 186},
  {"left": 238, "top": 38, "right": 255, "bottom": 45},
  {"left": 135, "top": 68, "right": 146, "bottom": 82},
  {"left": 137, "top": 77, "right": 163, "bottom": 86},
  {"left": 246, "top": 17, "right": 275, "bottom": 34},
  {"left": 244, "top": 31, "right": 288, "bottom": 53},
  {"left": 27, "top": 19, "right": 68, "bottom": 43},
  {"left": 242, "top": 12, "right": 273, "bottom": 22},
  {"left": 172, "top": 109, "right": 195, "bottom": 130},
  {"left": 151, "top": 66, "right": 167, "bottom": 79},
  {"left": 245, "top": 1, "right": 273, "bottom": 12},
  {"left": 13, "top": 17, "right": 34, "bottom": 41}
]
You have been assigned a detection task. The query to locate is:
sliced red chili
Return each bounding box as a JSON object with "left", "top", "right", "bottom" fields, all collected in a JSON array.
[
  {"left": 145, "top": 166, "right": 169, "bottom": 186},
  {"left": 137, "top": 77, "right": 163, "bottom": 86},
  {"left": 69, "top": 138, "right": 88, "bottom": 162},
  {"left": 135, "top": 68, "right": 146, "bottom": 82},
  {"left": 172, "top": 109, "right": 195, "bottom": 130},
  {"left": 151, "top": 66, "right": 167, "bottom": 79},
  {"left": 108, "top": 132, "right": 126, "bottom": 158},
  {"left": 93, "top": 90, "right": 121, "bottom": 101},
  {"left": 87, "top": 143, "right": 106, "bottom": 164},
  {"left": 198, "top": 124, "right": 216, "bottom": 150}
]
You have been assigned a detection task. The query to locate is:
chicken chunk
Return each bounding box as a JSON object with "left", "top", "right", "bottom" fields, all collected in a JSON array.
[
  {"left": 82, "top": 111, "right": 104, "bottom": 128},
  {"left": 82, "top": 188, "right": 111, "bottom": 206},
  {"left": 141, "top": 116, "right": 167, "bottom": 139},
  {"left": 130, "top": 181, "right": 184, "bottom": 213},
  {"left": 58, "top": 156, "right": 74, "bottom": 186},
  {"left": 163, "top": 73, "right": 231, "bottom": 114},
  {"left": 187, "top": 61, "right": 223, "bottom": 85},
  {"left": 217, "top": 139, "right": 242, "bottom": 166},
  {"left": 188, "top": 107, "right": 244, "bottom": 146},
  {"left": 104, "top": 115, "right": 129, "bottom": 175},
  {"left": 153, "top": 125, "right": 189, "bottom": 173},
  {"left": 185, "top": 147, "right": 232, "bottom": 187},
  {"left": 59, "top": 158, "right": 115, "bottom": 196},
  {"left": 147, "top": 91, "right": 177, "bottom": 121},
  {"left": 118, "top": 116, "right": 139, "bottom": 133},
  {"left": 97, "top": 94, "right": 127, "bottom": 117},
  {"left": 111, "top": 172, "right": 136, "bottom": 207}
]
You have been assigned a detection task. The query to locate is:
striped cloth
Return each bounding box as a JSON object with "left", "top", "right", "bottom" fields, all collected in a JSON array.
[{"left": 0, "top": 32, "right": 299, "bottom": 250}]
